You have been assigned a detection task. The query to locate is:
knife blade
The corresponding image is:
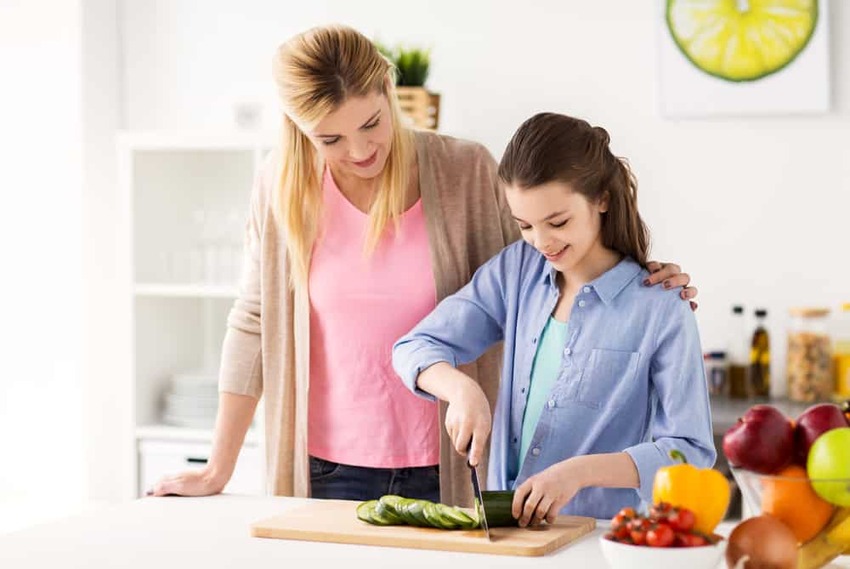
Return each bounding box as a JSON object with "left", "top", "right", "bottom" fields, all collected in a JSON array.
[{"left": 467, "top": 457, "right": 491, "bottom": 540}]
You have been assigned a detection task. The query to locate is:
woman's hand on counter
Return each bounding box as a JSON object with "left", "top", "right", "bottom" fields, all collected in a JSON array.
[{"left": 149, "top": 467, "right": 227, "bottom": 497}]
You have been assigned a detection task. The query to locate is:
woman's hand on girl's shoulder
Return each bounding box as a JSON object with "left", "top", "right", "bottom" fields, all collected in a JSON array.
[{"left": 644, "top": 260, "right": 698, "bottom": 311}]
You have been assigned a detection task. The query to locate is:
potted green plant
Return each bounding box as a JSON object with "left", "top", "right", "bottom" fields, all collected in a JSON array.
[{"left": 375, "top": 41, "right": 440, "bottom": 130}]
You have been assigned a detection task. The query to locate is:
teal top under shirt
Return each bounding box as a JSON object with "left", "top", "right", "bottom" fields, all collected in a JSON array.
[{"left": 519, "top": 316, "right": 569, "bottom": 469}]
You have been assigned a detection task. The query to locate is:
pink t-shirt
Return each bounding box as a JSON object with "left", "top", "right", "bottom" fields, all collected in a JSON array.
[{"left": 307, "top": 169, "right": 440, "bottom": 468}]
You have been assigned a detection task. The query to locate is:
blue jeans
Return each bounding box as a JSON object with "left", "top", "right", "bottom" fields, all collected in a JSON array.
[{"left": 309, "top": 456, "right": 440, "bottom": 502}]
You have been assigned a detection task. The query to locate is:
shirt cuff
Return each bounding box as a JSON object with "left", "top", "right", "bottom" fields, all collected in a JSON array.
[
  {"left": 624, "top": 443, "right": 669, "bottom": 504},
  {"left": 393, "top": 345, "right": 457, "bottom": 401}
]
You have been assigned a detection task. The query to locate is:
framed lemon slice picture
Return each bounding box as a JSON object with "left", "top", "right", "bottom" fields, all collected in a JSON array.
[{"left": 658, "top": 0, "right": 830, "bottom": 117}]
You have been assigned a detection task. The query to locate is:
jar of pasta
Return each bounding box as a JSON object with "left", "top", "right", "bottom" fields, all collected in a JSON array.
[{"left": 787, "top": 307, "right": 833, "bottom": 402}]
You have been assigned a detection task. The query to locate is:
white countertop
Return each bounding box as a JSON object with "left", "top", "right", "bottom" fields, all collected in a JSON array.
[{"left": 0, "top": 495, "right": 847, "bottom": 569}]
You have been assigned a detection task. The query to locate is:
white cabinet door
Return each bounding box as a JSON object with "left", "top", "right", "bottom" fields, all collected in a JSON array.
[{"left": 138, "top": 439, "right": 263, "bottom": 497}]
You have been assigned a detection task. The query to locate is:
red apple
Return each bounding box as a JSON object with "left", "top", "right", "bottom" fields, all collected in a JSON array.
[
  {"left": 722, "top": 405, "right": 794, "bottom": 474},
  {"left": 795, "top": 403, "right": 850, "bottom": 465}
]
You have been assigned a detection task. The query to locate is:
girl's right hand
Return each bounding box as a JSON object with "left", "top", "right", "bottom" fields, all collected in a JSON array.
[
  {"left": 445, "top": 378, "right": 492, "bottom": 468},
  {"left": 148, "top": 467, "right": 227, "bottom": 497},
  {"left": 416, "top": 362, "right": 492, "bottom": 467}
]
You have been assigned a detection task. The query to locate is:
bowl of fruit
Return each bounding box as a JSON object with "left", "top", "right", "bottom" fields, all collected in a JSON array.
[
  {"left": 722, "top": 402, "right": 850, "bottom": 569},
  {"left": 601, "top": 503, "right": 727, "bottom": 569}
]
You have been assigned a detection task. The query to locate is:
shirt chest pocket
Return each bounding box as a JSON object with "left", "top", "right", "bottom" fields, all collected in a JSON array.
[{"left": 574, "top": 348, "right": 640, "bottom": 410}]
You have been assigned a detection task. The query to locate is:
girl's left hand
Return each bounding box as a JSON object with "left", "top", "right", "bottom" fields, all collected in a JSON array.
[
  {"left": 512, "top": 459, "right": 583, "bottom": 527},
  {"left": 645, "top": 260, "right": 699, "bottom": 311}
]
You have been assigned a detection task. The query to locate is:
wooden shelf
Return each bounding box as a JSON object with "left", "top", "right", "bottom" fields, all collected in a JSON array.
[
  {"left": 134, "top": 283, "right": 239, "bottom": 299},
  {"left": 136, "top": 424, "right": 259, "bottom": 446},
  {"left": 117, "top": 130, "right": 275, "bottom": 151}
]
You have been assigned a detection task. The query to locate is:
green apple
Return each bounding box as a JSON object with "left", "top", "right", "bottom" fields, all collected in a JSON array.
[{"left": 807, "top": 427, "right": 850, "bottom": 506}]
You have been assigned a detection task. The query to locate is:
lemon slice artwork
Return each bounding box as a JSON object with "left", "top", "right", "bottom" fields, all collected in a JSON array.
[{"left": 666, "top": 0, "right": 819, "bottom": 82}]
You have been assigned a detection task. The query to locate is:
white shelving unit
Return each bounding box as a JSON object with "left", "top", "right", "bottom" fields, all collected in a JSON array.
[{"left": 118, "top": 131, "right": 274, "bottom": 499}]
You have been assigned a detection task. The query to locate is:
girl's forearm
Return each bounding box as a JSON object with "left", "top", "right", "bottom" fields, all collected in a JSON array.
[
  {"left": 416, "top": 361, "right": 477, "bottom": 403},
  {"left": 573, "top": 452, "right": 640, "bottom": 490}
]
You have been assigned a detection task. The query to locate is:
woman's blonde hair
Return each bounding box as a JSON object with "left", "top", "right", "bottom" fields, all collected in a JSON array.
[{"left": 272, "top": 25, "right": 414, "bottom": 287}]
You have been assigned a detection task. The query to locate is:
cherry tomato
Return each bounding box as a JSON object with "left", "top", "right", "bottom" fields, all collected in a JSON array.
[
  {"left": 630, "top": 528, "right": 647, "bottom": 545},
  {"left": 649, "top": 502, "right": 673, "bottom": 522},
  {"left": 611, "top": 523, "right": 630, "bottom": 540},
  {"left": 646, "top": 523, "right": 675, "bottom": 547},
  {"left": 610, "top": 513, "right": 630, "bottom": 529},
  {"left": 627, "top": 517, "right": 651, "bottom": 531},
  {"left": 675, "top": 532, "right": 708, "bottom": 547},
  {"left": 617, "top": 507, "right": 637, "bottom": 519},
  {"left": 668, "top": 508, "right": 696, "bottom": 532}
]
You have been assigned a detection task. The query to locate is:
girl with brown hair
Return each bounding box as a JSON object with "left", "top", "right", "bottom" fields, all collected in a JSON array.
[{"left": 393, "top": 112, "right": 714, "bottom": 521}]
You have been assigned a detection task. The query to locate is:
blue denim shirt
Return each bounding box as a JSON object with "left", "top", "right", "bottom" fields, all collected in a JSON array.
[{"left": 392, "top": 241, "right": 715, "bottom": 519}]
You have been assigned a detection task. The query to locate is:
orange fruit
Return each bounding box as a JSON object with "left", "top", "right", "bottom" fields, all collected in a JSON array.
[{"left": 761, "top": 464, "right": 834, "bottom": 543}]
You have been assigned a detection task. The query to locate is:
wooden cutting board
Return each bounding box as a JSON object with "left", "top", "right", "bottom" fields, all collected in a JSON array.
[{"left": 250, "top": 499, "right": 596, "bottom": 556}]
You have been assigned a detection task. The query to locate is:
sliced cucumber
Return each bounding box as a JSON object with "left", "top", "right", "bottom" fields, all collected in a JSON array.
[
  {"left": 356, "top": 499, "right": 402, "bottom": 526},
  {"left": 356, "top": 499, "right": 378, "bottom": 524},
  {"left": 436, "top": 503, "right": 477, "bottom": 529},
  {"left": 401, "top": 498, "right": 431, "bottom": 527},
  {"left": 357, "top": 495, "right": 493, "bottom": 530},
  {"left": 374, "top": 495, "right": 405, "bottom": 524},
  {"left": 423, "top": 502, "right": 458, "bottom": 529}
]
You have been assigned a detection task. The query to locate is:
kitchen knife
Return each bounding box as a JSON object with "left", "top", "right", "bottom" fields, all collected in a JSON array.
[{"left": 467, "top": 455, "right": 491, "bottom": 540}]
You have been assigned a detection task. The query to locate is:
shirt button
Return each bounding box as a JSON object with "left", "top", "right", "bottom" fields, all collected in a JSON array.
[
  {"left": 578, "top": 300, "right": 586, "bottom": 308},
  {"left": 547, "top": 400, "right": 555, "bottom": 409},
  {"left": 563, "top": 347, "right": 571, "bottom": 355},
  {"left": 513, "top": 437, "right": 518, "bottom": 444},
  {"left": 532, "top": 337, "right": 537, "bottom": 344},
  {"left": 521, "top": 387, "right": 526, "bottom": 393},
  {"left": 531, "top": 448, "right": 541, "bottom": 456},
  {"left": 583, "top": 286, "right": 591, "bottom": 293}
]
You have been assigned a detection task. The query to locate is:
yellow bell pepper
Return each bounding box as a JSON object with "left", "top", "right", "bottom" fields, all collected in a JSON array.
[{"left": 652, "top": 450, "right": 731, "bottom": 534}]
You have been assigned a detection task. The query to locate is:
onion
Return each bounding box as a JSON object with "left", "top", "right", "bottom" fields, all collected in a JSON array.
[{"left": 726, "top": 515, "right": 798, "bottom": 569}]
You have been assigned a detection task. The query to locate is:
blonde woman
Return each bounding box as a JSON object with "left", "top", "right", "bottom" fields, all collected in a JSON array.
[{"left": 151, "top": 25, "right": 697, "bottom": 506}]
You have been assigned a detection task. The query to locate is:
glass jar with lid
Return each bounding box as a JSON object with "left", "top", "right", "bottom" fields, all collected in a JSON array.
[{"left": 787, "top": 307, "right": 832, "bottom": 402}]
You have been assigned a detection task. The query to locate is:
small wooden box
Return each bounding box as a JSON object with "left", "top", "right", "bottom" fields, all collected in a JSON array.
[{"left": 396, "top": 86, "right": 441, "bottom": 131}]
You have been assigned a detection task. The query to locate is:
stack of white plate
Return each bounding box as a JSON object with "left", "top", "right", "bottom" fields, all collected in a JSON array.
[{"left": 161, "top": 372, "right": 219, "bottom": 429}]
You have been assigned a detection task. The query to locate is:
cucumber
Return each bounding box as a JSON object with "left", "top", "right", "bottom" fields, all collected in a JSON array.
[
  {"left": 399, "top": 498, "right": 431, "bottom": 527},
  {"left": 435, "top": 503, "right": 477, "bottom": 530},
  {"left": 482, "top": 490, "right": 519, "bottom": 527},
  {"left": 423, "top": 502, "right": 458, "bottom": 529},
  {"left": 374, "top": 495, "right": 405, "bottom": 524},
  {"left": 356, "top": 499, "right": 403, "bottom": 526},
  {"left": 357, "top": 494, "right": 501, "bottom": 530},
  {"left": 356, "top": 500, "right": 378, "bottom": 524}
]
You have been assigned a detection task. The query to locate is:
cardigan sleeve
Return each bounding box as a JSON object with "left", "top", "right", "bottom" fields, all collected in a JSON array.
[
  {"left": 476, "top": 145, "right": 520, "bottom": 247},
  {"left": 217, "top": 152, "right": 276, "bottom": 399}
]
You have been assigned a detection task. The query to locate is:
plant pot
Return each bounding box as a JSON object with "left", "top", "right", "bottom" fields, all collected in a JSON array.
[{"left": 395, "top": 86, "right": 440, "bottom": 130}]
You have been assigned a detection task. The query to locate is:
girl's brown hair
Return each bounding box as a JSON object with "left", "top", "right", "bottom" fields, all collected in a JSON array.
[
  {"left": 498, "top": 112, "right": 649, "bottom": 267},
  {"left": 272, "top": 25, "right": 413, "bottom": 286}
]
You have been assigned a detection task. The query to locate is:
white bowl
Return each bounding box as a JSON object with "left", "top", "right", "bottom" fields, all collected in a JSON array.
[{"left": 599, "top": 534, "right": 726, "bottom": 569}]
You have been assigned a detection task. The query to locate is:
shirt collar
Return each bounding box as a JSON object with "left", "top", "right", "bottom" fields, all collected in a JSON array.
[
  {"left": 542, "top": 256, "right": 643, "bottom": 304},
  {"left": 589, "top": 257, "right": 643, "bottom": 304}
]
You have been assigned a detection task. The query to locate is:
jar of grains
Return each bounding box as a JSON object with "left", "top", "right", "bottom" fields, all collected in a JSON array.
[{"left": 787, "top": 307, "right": 833, "bottom": 402}]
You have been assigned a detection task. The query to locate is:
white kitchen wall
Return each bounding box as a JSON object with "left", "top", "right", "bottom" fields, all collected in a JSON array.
[
  {"left": 119, "top": 0, "right": 850, "bottom": 397},
  {"left": 0, "top": 0, "right": 85, "bottom": 532}
]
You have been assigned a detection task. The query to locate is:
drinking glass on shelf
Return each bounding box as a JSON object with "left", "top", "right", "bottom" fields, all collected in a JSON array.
[{"left": 189, "top": 209, "right": 207, "bottom": 284}]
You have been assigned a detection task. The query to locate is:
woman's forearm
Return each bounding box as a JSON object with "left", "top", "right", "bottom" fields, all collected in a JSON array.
[{"left": 207, "top": 392, "right": 259, "bottom": 485}]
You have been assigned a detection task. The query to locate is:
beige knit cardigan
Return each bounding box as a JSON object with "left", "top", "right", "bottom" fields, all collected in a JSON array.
[{"left": 219, "top": 129, "right": 520, "bottom": 507}]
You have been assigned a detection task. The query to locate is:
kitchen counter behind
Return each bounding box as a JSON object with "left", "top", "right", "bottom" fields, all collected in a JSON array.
[{"left": 710, "top": 396, "right": 813, "bottom": 434}]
